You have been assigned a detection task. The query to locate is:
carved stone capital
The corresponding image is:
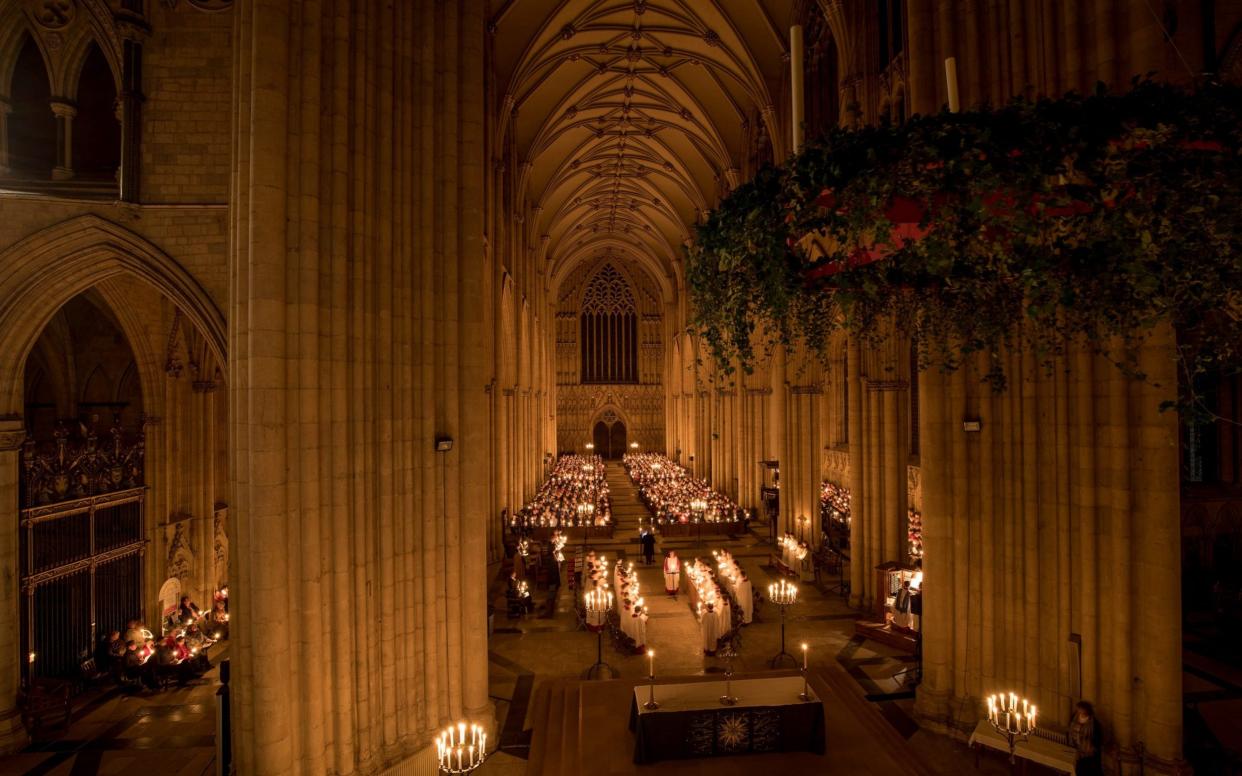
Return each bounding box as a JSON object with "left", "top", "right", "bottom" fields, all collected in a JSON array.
[
  {"left": 49, "top": 100, "right": 76, "bottom": 120},
  {"left": 0, "top": 429, "right": 26, "bottom": 452}
]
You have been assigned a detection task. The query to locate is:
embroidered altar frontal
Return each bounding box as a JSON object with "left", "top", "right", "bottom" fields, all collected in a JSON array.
[{"left": 628, "top": 676, "right": 827, "bottom": 764}]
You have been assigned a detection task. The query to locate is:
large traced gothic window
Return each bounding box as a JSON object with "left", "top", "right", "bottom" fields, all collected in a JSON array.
[{"left": 580, "top": 265, "right": 638, "bottom": 383}]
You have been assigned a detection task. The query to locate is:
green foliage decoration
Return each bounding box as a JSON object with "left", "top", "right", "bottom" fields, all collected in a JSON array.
[{"left": 686, "top": 81, "right": 1242, "bottom": 397}]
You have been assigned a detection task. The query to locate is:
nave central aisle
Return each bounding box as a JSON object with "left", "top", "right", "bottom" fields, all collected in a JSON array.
[{"left": 481, "top": 472, "right": 1011, "bottom": 775}]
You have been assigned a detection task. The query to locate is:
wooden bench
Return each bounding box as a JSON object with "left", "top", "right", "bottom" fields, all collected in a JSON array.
[
  {"left": 968, "top": 719, "right": 1077, "bottom": 774},
  {"left": 19, "top": 679, "right": 71, "bottom": 734}
]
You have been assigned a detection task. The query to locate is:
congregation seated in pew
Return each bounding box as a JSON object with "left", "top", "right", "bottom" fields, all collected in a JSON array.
[
  {"left": 622, "top": 453, "right": 742, "bottom": 527},
  {"left": 509, "top": 454, "right": 612, "bottom": 532}
]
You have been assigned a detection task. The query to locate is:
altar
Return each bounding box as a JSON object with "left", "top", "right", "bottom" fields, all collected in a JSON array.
[{"left": 628, "top": 676, "right": 826, "bottom": 764}]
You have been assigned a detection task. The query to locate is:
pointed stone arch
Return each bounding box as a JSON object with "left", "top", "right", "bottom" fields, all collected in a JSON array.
[{"left": 0, "top": 215, "right": 226, "bottom": 415}]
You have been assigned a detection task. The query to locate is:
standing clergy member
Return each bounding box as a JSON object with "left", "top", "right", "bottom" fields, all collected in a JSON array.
[{"left": 663, "top": 550, "right": 681, "bottom": 597}]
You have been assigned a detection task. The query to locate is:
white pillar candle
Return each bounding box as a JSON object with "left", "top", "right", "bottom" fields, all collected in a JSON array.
[
  {"left": 801, "top": 642, "right": 808, "bottom": 670},
  {"left": 944, "top": 56, "right": 960, "bottom": 113}
]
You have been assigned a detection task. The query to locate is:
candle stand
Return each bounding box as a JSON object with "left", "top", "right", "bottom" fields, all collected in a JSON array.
[
  {"left": 719, "top": 664, "right": 737, "bottom": 706},
  {"left": 582, "top": 590, "right": 615, "bottom": 680},
  {"left": 767, "top": 580, "right": 799, "bottom": 669},
  {"left": 986, "top": 691, "right": 1037, "bottom": 764},
  {"left": 577, "top": 502, "right": 595, "bottom": 548},
  {"left": 643, "top": 674, "right": 659, "bottom": 710},
  {"left": 798, "top": 666, "right": 812, "bottom": 702},
  {"left": 691, "top": 498, "right": 706, "bottom": 547},
  {"left": 436, "top": 722, "right": 488, "bottom": 775}
]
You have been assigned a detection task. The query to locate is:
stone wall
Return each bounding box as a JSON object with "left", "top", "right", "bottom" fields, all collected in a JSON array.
[{"left": 140, "top": 3, "right": 233, "bottom": 204}]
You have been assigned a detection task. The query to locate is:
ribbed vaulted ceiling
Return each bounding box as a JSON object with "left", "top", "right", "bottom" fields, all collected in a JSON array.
[{"left": 492, "top": 0, "right": 796, "bottom": 301}]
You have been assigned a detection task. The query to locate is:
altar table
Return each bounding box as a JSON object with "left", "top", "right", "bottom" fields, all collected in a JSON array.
[
  {"left": 628, "top": 676, "right": 826, "bottom": 764},
  {"left": 968, "top": 720, "right": 1078, "bottom": 774}
]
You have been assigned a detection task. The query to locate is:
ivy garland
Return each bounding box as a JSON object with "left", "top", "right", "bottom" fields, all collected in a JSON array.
[{"left": 687, "top": 81, "right": 1242, "bottom": 399}]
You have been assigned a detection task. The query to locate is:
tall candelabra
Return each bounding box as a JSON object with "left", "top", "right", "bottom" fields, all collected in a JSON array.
[
  {"left": 577, "top": 501, "right": 595, "bottom": 546},
  {"left": 767, "top": 579, "right": 799, "bottom": 668},
  {"left": 436, "top": 722, "right": 487, "bottom": 775},
  {"left": 691, "top": 497, "right": 707, "bottom": 546},
  {"left": 582, "top": 588, "right": 615, "bottom": 679},
  {"left": 986, "top": 691, "right": 1037, "bottom": 764}
]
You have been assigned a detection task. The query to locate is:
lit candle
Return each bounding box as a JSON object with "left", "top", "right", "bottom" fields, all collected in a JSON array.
[
  {"left": 648, "top": 649, "right": 654, "bottom": 676},
  {"left": 801, "top": 642, "right": 808, "bottom": 670}
]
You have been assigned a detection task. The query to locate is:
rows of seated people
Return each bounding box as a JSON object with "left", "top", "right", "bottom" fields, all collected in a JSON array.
[
  {"left": 91, "top": 592, "right": 228, "bottom": 691},
  {"left": 622, "top": 453, "right": 742, "bottom": 525},
  {"left": 509, "top": 454, "right": 612, "bottom": 530}
]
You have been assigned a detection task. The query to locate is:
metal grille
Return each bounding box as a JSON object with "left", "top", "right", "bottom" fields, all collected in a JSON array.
[{"left": 20, "top": 488, "right": 146, "bottom": 682}]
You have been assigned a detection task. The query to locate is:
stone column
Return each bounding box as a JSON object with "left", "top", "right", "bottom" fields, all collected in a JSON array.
[
  {"left": 0, "top": 418, "right": 28, "bottom": 754},
  {"left": 230, "top": 1, "right": 492, "bottom": 772},
  {"left": 913, "top": 365, "right": 952, "bottom": 730},
  {"left": 847, "top": 338, "right": 865, "bottom": 606},
  {"left": 50, "top": 101, "right": 75, "bottom": 181},
  {"left": 1133, "top": 325, "right": 1187, "bottom": 771}
]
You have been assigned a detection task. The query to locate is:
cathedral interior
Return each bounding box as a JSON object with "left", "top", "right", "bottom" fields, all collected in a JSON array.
[{"left": 0, "top": 0, "right": 1241, "bottom": 774}]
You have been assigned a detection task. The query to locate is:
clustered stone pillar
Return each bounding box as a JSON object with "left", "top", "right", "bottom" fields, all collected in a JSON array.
[
  {"left": 847, "top": 334, "right": 910, "bottom": 610},
  {"left": 229, "top": 1, "right": 490, "bottom": 773},
  {"left": 913, "top": 328, "right": 1187, "bottom": 773},
  {"left": 0, "top": 417, "right": 28, "bottom": 754}
]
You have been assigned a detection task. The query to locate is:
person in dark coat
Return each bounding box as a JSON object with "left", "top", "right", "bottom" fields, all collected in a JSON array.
[
  {"left": 640, "top": 528, "right": 656, "bottom": 565},
  {"left": 1069, "top": 701, "right": 1103, "bottom": 776}
]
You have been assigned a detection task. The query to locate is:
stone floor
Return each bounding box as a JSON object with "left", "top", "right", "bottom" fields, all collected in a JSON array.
[
  {"left": 0, "top": 657, "right": 222, "bottom": 776},
  {"left": 482, "top": 462, "right": 1026, "bottom": 775}
]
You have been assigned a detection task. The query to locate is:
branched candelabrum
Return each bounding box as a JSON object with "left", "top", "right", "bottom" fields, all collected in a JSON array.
[
  {"left": 767, "top": 579, "right": 799, "bottom": 668},
  {"left": 582, "top": 587, "right": 614, "bottom": 679},
  {"left": 436, "top": 722, "right": 487, "bottom": 775},
  {"left": 986, "top": 691, "right": 1037, "bottom": 764}
]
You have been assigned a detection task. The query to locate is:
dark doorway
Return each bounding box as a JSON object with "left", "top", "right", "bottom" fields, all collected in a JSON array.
[
  {"left": 592, "top": 421, "right": 609, "bottom": 457},
  {"left": 608, "top": 421, "right": 627, "bottom": 459},
  {"left": 591, "top": 419, "right": 628, "bottom": 459}
]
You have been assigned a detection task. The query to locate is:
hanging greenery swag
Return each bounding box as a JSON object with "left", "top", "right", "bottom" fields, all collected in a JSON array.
[{"left": 686, "top": 80, "right": 1242, "bottom": 399}]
